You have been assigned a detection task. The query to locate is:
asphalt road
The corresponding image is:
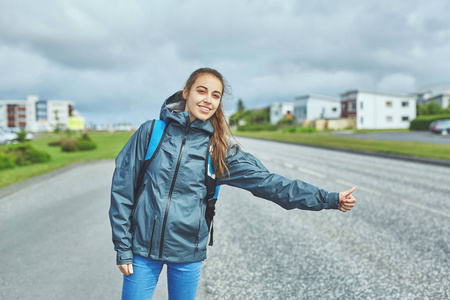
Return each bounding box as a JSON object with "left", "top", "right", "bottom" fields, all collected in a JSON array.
[{"left": 0, "top": 137, "right": 449, "bottom": 299}]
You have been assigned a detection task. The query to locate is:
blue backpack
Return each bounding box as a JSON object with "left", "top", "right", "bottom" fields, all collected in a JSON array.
[{"left": 135, "top": 120, "right": 220, "bottom": 246}]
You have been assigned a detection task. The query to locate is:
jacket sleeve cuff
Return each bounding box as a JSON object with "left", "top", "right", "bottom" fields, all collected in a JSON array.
[
  {"left": 116, "top": 250, "right": 134, "bottom": 265},
  {"left": 327, "top": 192, "right": 340, "bottom": 209}
]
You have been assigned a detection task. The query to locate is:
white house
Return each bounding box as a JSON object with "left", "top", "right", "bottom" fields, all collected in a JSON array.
[
  {"left": 293, "top": 94, "right": 341, "bottom": 121},
  {"left": 341, "top": 89, "right": 416, "bottom": 130},
  {"left": 270, "top": 102, "right": 294, "bottom": 124}
]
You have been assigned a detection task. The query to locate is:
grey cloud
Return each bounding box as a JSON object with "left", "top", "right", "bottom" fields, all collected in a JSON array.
[{"left": 0, "top": 0, "right": 449, "bottom": 126}]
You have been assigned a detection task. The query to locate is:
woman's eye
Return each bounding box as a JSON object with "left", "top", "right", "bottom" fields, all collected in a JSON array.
[{"left": 197, "top": 89, "right": 206, "bottom": 94}]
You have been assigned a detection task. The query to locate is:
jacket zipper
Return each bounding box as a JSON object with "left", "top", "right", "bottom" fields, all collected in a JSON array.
[
  {"left": 148, "top": 217, "right": 157, "bottom": 257},
  {"left": 195, "top": 198, "right": 202, "bottom": 252},
  {"left": 159, "top": 123, "right": 190, "bottom": 259}
]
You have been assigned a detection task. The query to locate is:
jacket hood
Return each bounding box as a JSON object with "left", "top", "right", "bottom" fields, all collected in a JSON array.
[{"left": 160, "top": 91, "right": 214, "bottom": 135}]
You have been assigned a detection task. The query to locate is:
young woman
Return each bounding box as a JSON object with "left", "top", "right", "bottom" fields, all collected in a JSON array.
[{"left": 109, "top": 68, "right": 356, "bottom": 300}]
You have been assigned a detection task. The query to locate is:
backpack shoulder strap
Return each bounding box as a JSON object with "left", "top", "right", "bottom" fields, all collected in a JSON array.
[
  {"left": 145, "top": 120, "right": 166, "bottom": 161},
  {"left": 136, "top": 120, "right": 167, "bottom": 195},
  {"left": 205, "top": 138, "right": 220, "bottom": 246}
]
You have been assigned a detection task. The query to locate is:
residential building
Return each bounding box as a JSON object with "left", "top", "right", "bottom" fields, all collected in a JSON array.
[
  {"left": 0, "top": 95, "right": 77, "bottom": 132},
  {"left": 413, "top": 83, "right": 450, "bottom": 108},
  {"left": 341, "top": 89, "right": 416, "bottom": 130},
  {"left": 0, "top": 100, "right": 27, "bottom": 129},
  {"left": 426, "top": 93, "right": 450, "bottom": 109},
  {"left": 270, "top": 102, "right": 294, "bottom": 124},
  {"left": 294, "top": 94, "right": 341, "bottom": 121}
]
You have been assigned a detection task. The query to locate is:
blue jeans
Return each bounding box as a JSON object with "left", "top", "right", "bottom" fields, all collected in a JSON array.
[{"left": 122, "top": 255, "right": 202, "bottom": 300}]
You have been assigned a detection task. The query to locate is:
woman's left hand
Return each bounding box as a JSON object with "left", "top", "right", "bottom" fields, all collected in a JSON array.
[{"left": 338, "top": 187, "right": 356, "bottom": 212}]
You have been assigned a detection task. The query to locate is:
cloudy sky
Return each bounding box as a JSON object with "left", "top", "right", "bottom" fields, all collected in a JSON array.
[{"left": 1, "top": 0, "right": 449, "bottom": 126}]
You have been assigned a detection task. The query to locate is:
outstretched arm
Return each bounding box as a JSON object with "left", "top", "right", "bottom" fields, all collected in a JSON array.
[{"left": 218, "top": 145, "right": 351, "bottom": 211}]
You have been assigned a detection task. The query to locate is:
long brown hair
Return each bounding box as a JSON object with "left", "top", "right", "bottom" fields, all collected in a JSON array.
[{"left": 184, "top": 68, "right": 231, "bottom": 178}]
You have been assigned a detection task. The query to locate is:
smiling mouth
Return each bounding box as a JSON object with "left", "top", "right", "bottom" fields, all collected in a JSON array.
[{"left": 198, "top": 105, "right": 211, "bottom": 113}]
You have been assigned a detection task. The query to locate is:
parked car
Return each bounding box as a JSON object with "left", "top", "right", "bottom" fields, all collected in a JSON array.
[{"left": 429, "top": 119, "right": 450, "bottom": 135}]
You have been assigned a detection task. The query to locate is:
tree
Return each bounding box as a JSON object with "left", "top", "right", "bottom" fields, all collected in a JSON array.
[
  {"left": 14, "top": 129, "right": 29, "bottom": 143},
  {"left": 417, "top": 101, "right": 444, "bottom": 115},
  {"left": 53, "top": 110, "right": 64, "bottom": 133},
  {"left": 237, "top": 98, "right": 245, "bottom": 112}
]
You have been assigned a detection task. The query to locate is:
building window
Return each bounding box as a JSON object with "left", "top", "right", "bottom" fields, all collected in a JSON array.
[
  {"left": 332, "top": 107, "right": 337, "bottom": 112},
  {"left": 386, "top": 116, "right": 392, "bottom": 122},
  {"left": 361, "top": 117, "right": 364, "bottom": 124},
  {"left": 402, "top": 116, "right": 409, "bottom": 121},
  {"left": 386, "top": 101, "right": 392, "bottom": 107},
  {"left": 349, "top": 101, "right": 356, "bottom": 111},
  {"left": 402, "top": 101, "right": 409, "bottom": 107},
  {"left": 360, "top": 102, "right": 363, "bottom": 109}
]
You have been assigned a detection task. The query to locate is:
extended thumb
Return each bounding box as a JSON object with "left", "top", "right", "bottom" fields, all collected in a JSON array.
[{"left": 345, "top": 186, "right": 356, "bottom": 195}]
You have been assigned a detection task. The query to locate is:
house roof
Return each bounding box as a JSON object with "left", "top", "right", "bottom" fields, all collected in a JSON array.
[
  {"left": 295, "top": 94, "right": 340, "bottom": 102},
  {"left": 341, "top": 89, "right": 414, "bottom": 98},
  {"left": 414, "top": 83, "right": 450, "bottom": 96}
]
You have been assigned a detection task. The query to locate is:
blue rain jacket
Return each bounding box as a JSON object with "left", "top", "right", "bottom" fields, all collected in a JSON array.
[{"left": 109, "top": 91, "right": 339, "bottom": 265}]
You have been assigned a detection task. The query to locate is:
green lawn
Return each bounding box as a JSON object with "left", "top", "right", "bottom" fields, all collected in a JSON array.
[
  {"left": 233, "top": 130, "right": 450, "bottom": 161},
  {"left": 0, "top": 131, "right": 133, "bottom": 189}
]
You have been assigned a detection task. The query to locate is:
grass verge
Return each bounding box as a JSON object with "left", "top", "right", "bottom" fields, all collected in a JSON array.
[
  {"left": 2, "top": 130, "right": 449, "bottom": 189},
  {"left": 233, "top": 130, "right": 450, "bottom": 161},
  {"left": 0, "top": 131, "right": 133, "bottom": 189}
]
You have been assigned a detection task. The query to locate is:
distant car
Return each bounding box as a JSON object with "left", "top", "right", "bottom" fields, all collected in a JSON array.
[
  {"left": 429, "top": 119, "right": 450, "bottom": 135},
  {"left": 0, "top": 130, "right": 17, "bottom": 144},
  {"left": 0, "top": 128, "right": 34, "bottom": 144}
]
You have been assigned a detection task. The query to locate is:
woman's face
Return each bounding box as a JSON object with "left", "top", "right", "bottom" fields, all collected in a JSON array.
[{"left": 183, "top": 74, "right": 223, "bottom": 122}]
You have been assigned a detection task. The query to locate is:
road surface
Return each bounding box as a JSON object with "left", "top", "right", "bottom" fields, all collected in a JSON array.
[{"left": 0, "top": 137, "right": 449, "bottom": 299}]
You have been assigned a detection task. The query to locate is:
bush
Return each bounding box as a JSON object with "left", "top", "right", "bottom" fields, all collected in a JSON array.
[
  {"left": 80, "top": 133, "right": 92, "bottom": 141},
  {"left": 6, "top": 144, "right": 50, "bottom": 166},
  {"left": 295, "top": 127, "right": 318, "bottom": 133},
  {"left": 61, "top": 139, "right": 78, "bottom": 152},
  {"left": 237, "top": 123, "right": 278, "bottom": 131},
  {"left": 277, "top": 117, "right": 295, "bottom": 127},
  {"left": 282, "top": 127, "right": 296, "bottom": 133},
  {"left": 282, "top": 127, "right": 318, "bottom": 133},
  {"left": 48, "top": 140, "right": 62, "bottom": 147},
  {"left": 76, "top": 140, "right": 97, "bottom": 151},
  {"left": 0, "top": 152, "right": 15, "bottom": 170},
  {"left": 410, "top": 114, "right": 450, "bottom": 130}
]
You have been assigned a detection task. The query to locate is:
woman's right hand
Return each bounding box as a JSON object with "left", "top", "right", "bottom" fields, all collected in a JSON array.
[{"left": 118, "top": 264, "right": 133, "bottom": 276}]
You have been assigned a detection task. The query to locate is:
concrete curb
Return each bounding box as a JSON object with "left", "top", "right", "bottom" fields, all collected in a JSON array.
[
  {"left": 236, "top": 136, "right": 450, "bottom": 168},
  {"left": 0, "top": 159, "right": 113, "bottom": 200}
]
